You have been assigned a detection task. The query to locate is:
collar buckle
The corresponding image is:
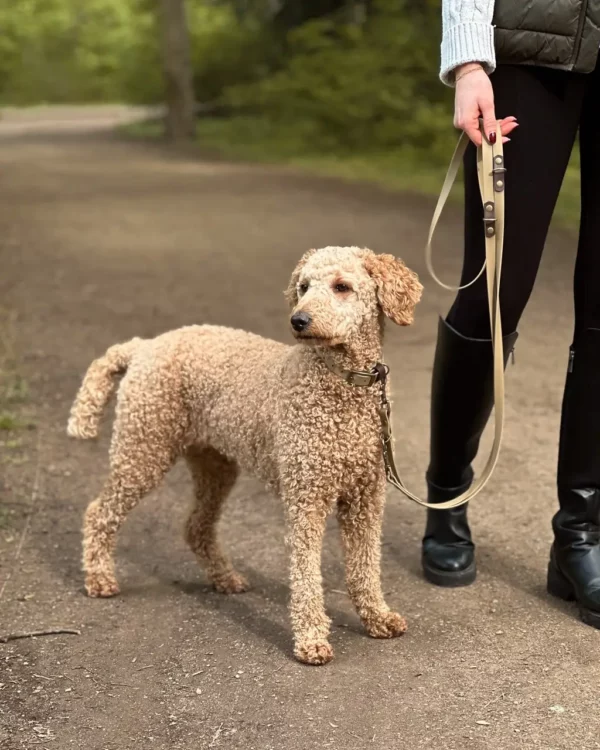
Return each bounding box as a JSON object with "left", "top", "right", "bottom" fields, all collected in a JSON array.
[
  {"left": 344, "top": 370, "right": 379, "bottom": 388},
  {"left": 322, "top": 358, "right": 388, "bottom": 388}
]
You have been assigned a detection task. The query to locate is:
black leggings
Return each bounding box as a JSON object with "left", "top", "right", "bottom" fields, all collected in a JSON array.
[{"left": 447, "top": 62, "right": 600, "bottom": 341}]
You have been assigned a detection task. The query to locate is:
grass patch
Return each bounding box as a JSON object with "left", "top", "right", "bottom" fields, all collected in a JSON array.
[
  {"left": 1, "top": 437, "right": 22, "bottom": 449},
  {"left": 0, "top": 413, "right": 21, "bottom": 431},
  {"left": 124, "top": 115, "right": 581, "bottom": 229},
  {"left": 0, "top": 309, "right": 33, "bottom": 528},
  {"left": 0, "top": 308, "right": 32, "bottom": 448},
  {"left": 0, "top": 505, "right": 12, "bottom": 530},
  {"left": 4, "top": 374, "right": 28, "bottom": 404}
]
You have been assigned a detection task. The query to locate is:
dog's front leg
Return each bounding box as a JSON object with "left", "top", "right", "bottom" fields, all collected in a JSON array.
[
  {"left": 337, "top": 484, "right": 407, "bottom": 640},
  {"left": 285, "top": 497, "right": 333, "bottom": 666}
]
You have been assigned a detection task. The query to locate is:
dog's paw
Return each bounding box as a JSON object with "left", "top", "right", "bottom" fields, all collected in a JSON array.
[
  {"left": 363, "top": 610, "right": 407, "bottom": 639},
  {"left": 85, "top": 574, "right": 120, "bottom": 598},
  {"left": 294, "top": 639, "right": 334, "bottom": 666},
  {"left": 213, "top": 571, "right": 250, "bottom": 595}
]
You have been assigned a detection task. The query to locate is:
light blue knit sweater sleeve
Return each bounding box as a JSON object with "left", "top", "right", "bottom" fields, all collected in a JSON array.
[{"left": 441, "top": 0, "right": 496, "bottom": 85}]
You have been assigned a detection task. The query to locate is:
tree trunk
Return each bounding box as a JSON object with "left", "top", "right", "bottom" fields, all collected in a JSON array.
[
  {"left": 274, "top": 0, "right": 348, "bottom": 29},
  {"left": 158, "top": 0, "right": 195, "bottom": 142}
]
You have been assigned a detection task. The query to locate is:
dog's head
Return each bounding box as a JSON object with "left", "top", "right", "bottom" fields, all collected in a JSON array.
[{"left": 285, "top": 246, "right": 423, "bottom": 347}]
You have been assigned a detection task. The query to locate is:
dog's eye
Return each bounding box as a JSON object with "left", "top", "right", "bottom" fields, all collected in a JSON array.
[
  {"left": 334, "top": 283, "right": 351, "bottom": 294},
  {"left": 298, "top": 282, "right": 309, "bottom": 295}
]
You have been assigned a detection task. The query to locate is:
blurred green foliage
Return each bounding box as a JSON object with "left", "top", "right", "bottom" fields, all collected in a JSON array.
[
  {"left": 0, "top": 0, "right": 277, "bottom": 105},
  {"left": 223, "top": 0, "right": 455, "bottom": 162},
  {"left": 0, "top": 0, "right": 452, "bottom": 157},
  {"left": 0, "top": 0, "right": 158, "bottom": 103},
  {"left": 188, "top": 4, "right": 278, "bottom": 104}
]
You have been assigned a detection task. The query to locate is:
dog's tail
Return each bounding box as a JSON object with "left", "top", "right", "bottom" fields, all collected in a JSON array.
[{"left": 67, "top": 338, "right": 142, "bottom": 440}]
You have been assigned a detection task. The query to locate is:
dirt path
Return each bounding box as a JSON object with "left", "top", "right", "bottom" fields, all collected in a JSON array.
[{"left": 0, "top": 112, "right": 598, "bottom": 750}]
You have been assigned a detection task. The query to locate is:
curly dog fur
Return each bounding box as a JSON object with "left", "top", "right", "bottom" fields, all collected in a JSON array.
[{"left": 68, "top": 246, "right": 423, "bottom": 665}]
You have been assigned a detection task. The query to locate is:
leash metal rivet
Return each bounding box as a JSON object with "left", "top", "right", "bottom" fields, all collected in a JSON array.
[
  {"left": 495, "top": 156, "right": 503, "bottom": 164},
  {"left": 496, "top": 180, "right": 504, "bottom": 188}
]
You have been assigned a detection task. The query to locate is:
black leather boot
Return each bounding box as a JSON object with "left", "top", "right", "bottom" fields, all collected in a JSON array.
[
  {"left": 422, "top": 318, "right": 518, "bottom": 587},
  {"left": 547, "top": 329, "right": 600, "bottom": 628}
]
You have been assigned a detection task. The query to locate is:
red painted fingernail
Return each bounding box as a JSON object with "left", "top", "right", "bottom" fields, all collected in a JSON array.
[{"left": 489, "top": 131, "right": 497, "bottom": 144}]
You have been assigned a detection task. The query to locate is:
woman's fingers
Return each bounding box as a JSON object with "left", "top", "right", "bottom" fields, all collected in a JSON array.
[
  {"left": 503, "top": 122, "right": 519, "bottom": 135},
  {"left": 464, "top": 119, "right": 483, "bottom": 146},
  {"left": 498, "top": 119, "right": 519, "bottom": 144},
  {"left": 480, "top": 96, "right": 498, "bottom": 143},
  {"left": 499, "top": 117, "right": 519, "bottom": 136},
  {"left": 462, "top": 117, "right": 519, "bottom": 146}
]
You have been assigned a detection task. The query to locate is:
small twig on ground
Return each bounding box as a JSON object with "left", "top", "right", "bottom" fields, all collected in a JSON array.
[
  {"left": 481, "top": 692, "right": 505, "bottom": 711},
  {"left": 209, "top": 723, "right": 223, "bottom": 748},
  {"left": 329, "top": 589, "right": 347, "bottom": 596},
  {"left": 0, "top": 629, "right": 81, "bottom": 644},
  {"left": 346, "top": 730, "right": 364, "bottom": 741},
  {"left": 0, "top": 430, "right": 42, "bottom": 603},
  {"left": 136, "top": 664, "right": 154, "bottom": 672}
]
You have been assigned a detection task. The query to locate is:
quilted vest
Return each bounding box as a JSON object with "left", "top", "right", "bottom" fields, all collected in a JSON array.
[{"left": 493, "top": 0, "right": 600, "bottom": 73}]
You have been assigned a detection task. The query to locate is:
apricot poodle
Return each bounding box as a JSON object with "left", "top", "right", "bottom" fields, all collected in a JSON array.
[{"left": 67, "top": 246, "right": 423, "bottom": 665}]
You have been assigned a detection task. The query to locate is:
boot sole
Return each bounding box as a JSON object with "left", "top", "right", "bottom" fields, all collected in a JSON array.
[
  {"left": 422, "top": 558, "right": 477, "bottom": 588},
  {"left": 547, "top": 561, "right": 600, "bottom": 629}
]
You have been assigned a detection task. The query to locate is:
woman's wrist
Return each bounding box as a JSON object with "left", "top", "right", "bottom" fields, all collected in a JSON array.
[{"left": 455, "top": 62, "right": 485, "bottom": 82}]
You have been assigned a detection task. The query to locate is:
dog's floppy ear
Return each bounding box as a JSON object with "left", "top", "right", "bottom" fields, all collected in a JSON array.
[
  {"left": 285, "top": 248, "right": 318, "bottom": 308},
  {"left": 364, "top": 253, "right": 423, "bottom": 326}
]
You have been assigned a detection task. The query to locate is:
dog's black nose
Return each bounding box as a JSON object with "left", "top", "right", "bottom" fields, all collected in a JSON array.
[{"left": 291, "top": 312, "right": 312, "bottom": 332}]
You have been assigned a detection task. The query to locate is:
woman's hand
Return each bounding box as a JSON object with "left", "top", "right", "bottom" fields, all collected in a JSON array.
[{"left": 453, "top": 63, "right": 518, "bottom": 146}]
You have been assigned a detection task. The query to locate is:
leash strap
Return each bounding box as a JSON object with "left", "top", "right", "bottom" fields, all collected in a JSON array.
[{"left": 381, "top": 121, "right": 506, "bottom": 509}]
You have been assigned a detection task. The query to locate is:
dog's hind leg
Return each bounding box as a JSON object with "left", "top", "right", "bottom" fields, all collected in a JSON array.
[
  {"left": 337, "top": 485, "right": 407, "bottom": 640},
  {"left": 82, "top": 383, "right": 184, "bottom": 599},
  {"left": 83, "top": 441, "right": 177, "bottom": 598},
  {"left": 184, "top": 446, "right": 248, "bottom": 594}
]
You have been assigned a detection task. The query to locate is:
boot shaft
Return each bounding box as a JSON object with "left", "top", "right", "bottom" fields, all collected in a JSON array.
[
  {"left": 556, "top": 328, "right": 600, "bottom": 531},
  {"left": 557, "top": 328, "right": 600, "bottom": 500},
  {"left": 427, "top": 317, "right": 518, "bottom": 491}
]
